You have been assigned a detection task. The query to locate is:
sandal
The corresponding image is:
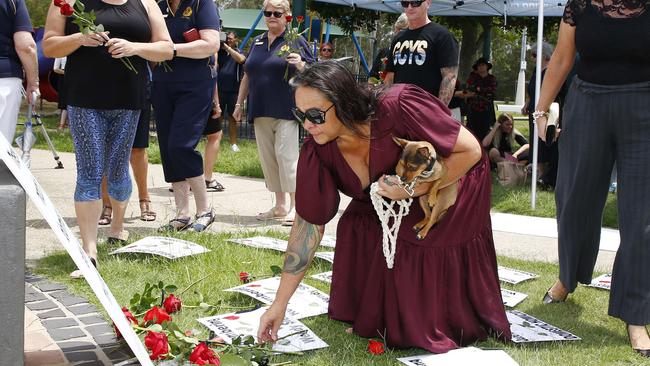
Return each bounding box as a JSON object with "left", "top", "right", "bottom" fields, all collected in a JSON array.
[
  {"left": 70, "top": 257, "right": 97, "bottom": 279},
  {"left": 158, "top": 217, "right": 191, "bottom": 233},
  {"left": 106, "top": 230, "right": 129, "bottom": 246},
  {"left": 256, "top": 207, "right": 288, "bottom": 221},
  {"left": 205, "top": 179, "right": 225, "bottom": 192},
  {"left": 281, "top": 209, "right": 296, "bottom": 226},
  {"left": 139, "top": 199, "right": 156, "bottom": 221},
  {"left": 98, "top": 206, "right": 112, "bottom": 225},
  {"left": 192, "top": 210, "right": 215, "bottom": 232}
]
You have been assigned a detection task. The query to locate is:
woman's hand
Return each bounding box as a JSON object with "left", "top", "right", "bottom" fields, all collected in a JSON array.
[
  {"left": 536, "top": 115, "right": 561, "bottom": 143},
  {"left": 106, "top": 38, "right": 138, "bottom": 58},
  {"left": 257, "top": 303, "right": 287, "bottom": 343},
  {"left": 376, "top": 175, "right": 413, "bottom": 201},
  {"left": 286, "top": 52, "right": 305, "bottom": 71},
  {"left": 211, "top": 102, "right": 222, "bottom": 119},
  {"left": 232, "top": 104, "right": 242, "bottom": 122},
  {"left": 78, "top": 31, "right": 110, "bottom": 47}
]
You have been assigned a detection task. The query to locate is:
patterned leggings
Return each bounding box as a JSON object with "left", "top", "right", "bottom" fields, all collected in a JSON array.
[{"left": 68, "top": 106, "right": 140, "bottom": 202}]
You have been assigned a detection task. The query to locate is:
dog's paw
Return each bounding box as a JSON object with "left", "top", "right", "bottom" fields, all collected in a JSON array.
[{"left": 416, "top": 233, "right": 425, "bottom": 240}]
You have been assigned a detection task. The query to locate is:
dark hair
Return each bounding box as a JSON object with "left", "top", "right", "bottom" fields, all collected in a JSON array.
[{"left": 290, "top": 61, "right": 382, "bottom": 137}]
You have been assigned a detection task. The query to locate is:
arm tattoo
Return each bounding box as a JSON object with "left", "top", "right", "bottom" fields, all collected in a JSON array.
[
  {"left": 282, "top": 214, "right": 324, "bottom": 275},
  {"left": 438, "top": 66, "right": 458, "bottom": 106}
]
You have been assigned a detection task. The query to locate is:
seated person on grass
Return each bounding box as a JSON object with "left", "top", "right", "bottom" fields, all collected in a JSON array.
[{"left": 482, "top": 113, "right": 529, "bottom": 165}]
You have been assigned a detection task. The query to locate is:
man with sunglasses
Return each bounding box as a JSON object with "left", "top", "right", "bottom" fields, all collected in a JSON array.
[{"left": 384, "top": 0, "right": 459, "bottom": 106}]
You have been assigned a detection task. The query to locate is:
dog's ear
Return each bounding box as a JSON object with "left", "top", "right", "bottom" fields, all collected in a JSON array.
[
  {"left": 417, "top": 146, "right": 430, "bottom": 159},
  {"left": 393, "top": 136, "right": 409, "bottom": 148}
]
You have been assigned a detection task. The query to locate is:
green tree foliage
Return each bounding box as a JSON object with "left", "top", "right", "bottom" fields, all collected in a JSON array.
[
  {"left": 306, "top": 0, "right": 382, "bottom": 34},
  {"left": 25, "top": 0, "right": 49, "bottom": 27}
]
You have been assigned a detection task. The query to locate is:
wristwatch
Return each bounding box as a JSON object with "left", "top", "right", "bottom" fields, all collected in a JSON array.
[{"left": 172, "top": 43, "right": 177, "bottom": 58}]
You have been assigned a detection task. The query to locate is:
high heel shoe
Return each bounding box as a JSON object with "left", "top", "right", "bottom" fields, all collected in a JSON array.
[
  {"left": 627, "top": 324, "right": 650, "bottom": 358},
  {"left": 542, "top": 283, "right": 568, "bottom": 304}
]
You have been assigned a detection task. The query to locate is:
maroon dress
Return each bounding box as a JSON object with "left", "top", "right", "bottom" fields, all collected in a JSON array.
[{"left": 295, "top": 84, "right": 511, "bottom": 353}]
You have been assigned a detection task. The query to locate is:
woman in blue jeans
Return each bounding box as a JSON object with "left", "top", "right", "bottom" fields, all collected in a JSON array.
[{"left": 43, "top": 0, "right": 172, "bottom": 277}]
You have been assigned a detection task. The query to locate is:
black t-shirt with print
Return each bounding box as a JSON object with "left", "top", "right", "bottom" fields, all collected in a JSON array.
[{"left": 385, "top": 22, "right": 459, "bottom": 97}]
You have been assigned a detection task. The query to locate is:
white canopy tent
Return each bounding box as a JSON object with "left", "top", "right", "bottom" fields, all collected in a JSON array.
[{"left": 316, "top": 0, "right": 563, "bottom": 208}]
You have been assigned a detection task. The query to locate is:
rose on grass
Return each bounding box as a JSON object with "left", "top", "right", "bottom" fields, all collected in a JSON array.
[
  {"left": 189, "top": 342, "right": 221, "bottom": 365},
  {"left": 163, "top": 294, "right": 182, "bottom": 314},
  {"left": 114, "top": 307, "right": 139, "bottom": 339},
  {"left": 239, "top": 271, "right": 251, "bottom": 284},
  {"left": 143, "top": 306, "right": 171, "bottom": 324},
  {"left": 367, "top": 339, "right": 385, "bottom": 355},
  {"left": 144, "top": 331, "right": 169, "bottom": 360}
]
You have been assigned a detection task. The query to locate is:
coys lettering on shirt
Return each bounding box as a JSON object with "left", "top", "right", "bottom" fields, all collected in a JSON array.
[{"left": 392, "top": 40, "right": 428, "bottom": 66}]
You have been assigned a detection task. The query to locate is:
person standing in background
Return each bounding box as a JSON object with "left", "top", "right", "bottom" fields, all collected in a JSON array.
[
  {"left": 0, "top": 0, "right": 38, "bottom": 143},
  {"left": 465, "top": 57, "right": 497, "bottom": 142},
  {"left": 384, "top": 1, "right": 459, "bottom": 106},
  {"left": 216, "top": 30, "right": 245, "bottom": 153}
]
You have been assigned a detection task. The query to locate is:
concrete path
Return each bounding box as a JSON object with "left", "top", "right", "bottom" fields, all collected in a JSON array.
[{"left": 21, "top": 148, "right": 618, "bottom": 364}]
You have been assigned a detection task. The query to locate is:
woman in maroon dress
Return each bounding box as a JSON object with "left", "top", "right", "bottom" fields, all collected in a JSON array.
[{"left": 258, "top": 61, "right": 511, "bottom": 353}]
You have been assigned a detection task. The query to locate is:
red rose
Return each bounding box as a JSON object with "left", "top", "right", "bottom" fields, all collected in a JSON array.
[
  {"left": 239, "top": 271, "right": 251, "bottom": 284},
  {"left": 296, "top": 15, "right": 304, "bottom": 23},
  {"left": 163, "top": 294, "right": 182, "bottom": 314},
  {"left": 53, "top": 0, "right": 65, "bottom": 7},
  {"left": 143, "top": 306, "right": 171, "bottom": 324},
  {"left": 382, "top": 57, "right": 388, "bottom": 65},
  {"left": 378, "top": 71, "right": 387, "bottom": 80},
  {"left": 285, "top": 15, "right": 292, "bottom": 23},
  {"left": 189, "top": 343, "right": 221, "bottom": 365},
  {"left": 144, "top": 331, "right": 169, "bottom": 360},
  {"left": 59, "top": 3, "right": 73, "bottom": 16},
  {"left": 367, "top": 339, "right": 385, "bottom": 355},
  {"left": 114, "top": 307, "right": 138, "bottom": 339}
]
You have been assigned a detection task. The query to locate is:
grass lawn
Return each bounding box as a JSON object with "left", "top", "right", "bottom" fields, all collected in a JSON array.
[
  {"left": 34, "top": 230, "right": 642, "bottom": 366},
  {"left": 19, "top": 113, "right": 619, "bottom": 228}
]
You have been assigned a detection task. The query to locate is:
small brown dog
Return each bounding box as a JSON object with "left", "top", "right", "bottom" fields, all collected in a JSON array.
[{"left": 393, "top": 136, "right": 458, "bottom": 240}]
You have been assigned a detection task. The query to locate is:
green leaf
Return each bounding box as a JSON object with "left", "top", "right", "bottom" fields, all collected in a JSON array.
[
  {"left": 147, "top": 324, "right": 163, "bottom": 332},
  {"left": 242, "top": 335, "right": 255, "bottom": 345},
  {"left": 218, "top": 354, "right": 249, "bottom": 366},
  {"left": 199, "top": 302, "right": 210, "bottom": 310},
  {"left": 95, "top": 24, "right": 104, "bottom": 33},
  {"left": 232, "top": 336, "right": 242, "bottom": 346},
  {"left": 270, "top": 265, "right": 282, "bottom": 276},
  {"left": 165, "top": 285, "right": 178, "bottom": 293},
  {"left": 158, "top": 281, "right": 164, "bottom": 289},
  {"left": 195, "top": 290, "right": 204, "bottom": 303}
]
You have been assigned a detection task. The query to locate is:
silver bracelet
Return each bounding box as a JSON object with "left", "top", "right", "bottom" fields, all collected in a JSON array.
[{"left": 532, "top": 110, "right": 549, "bottom": 121}]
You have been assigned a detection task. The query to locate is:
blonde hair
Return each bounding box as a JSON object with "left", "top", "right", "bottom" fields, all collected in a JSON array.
[
  {"left": 263, "top": 0, "right": 291, "bottom": 14},
  {"left": 492, "top": 113, "right": 523, "bottom": 150}
]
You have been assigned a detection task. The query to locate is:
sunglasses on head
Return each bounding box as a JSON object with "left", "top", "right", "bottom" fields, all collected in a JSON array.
[
  {"left": 401, "top": 0, "right": 424, "bottom": 7},
  {"left": 292, "top": 104, "right": 334, "bottom": 125},
  {"left": 263, "top": 10, "right": 284, "bottom": 18}
]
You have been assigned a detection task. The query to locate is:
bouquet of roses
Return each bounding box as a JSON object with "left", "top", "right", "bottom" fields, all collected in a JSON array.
[
  {"left": 368, "top": 57, "right": 390, "bottom": 85},
  {"left": 276, "top": 15, "right": 309, "bottom": 81},
  {"left": 116, "top": 278, "right": 301, "bottom": 365},
  {"left": 53, "top": 0, "right": 137, "bottom": 73}
]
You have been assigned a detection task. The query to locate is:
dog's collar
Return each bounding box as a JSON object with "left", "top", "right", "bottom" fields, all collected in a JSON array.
[{"left": 418, "top": 158, "right": 436, "bottom": 179}]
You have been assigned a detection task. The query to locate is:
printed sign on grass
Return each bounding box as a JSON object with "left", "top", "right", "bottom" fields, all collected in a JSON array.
[
  {"left": 498, "top": 266, "right": 539, "bottom": 284},
  {"left": 110, "top": 236, "right": 210, "bottom": 259},
  {"left": 197, "top": 306, "right": 328, "bottom": 353},
  {"left": 311, "top": 271, "right": 333, "bottom": 284},
  {"left": 228, "top": 236, "right": 288, "bottom": 252},
  {"left": 224, "top": 277, "right": 329, "bottom": 319},
  {"left": 397, "top": 347, "right": 519, "bottom": 366},
  {"left": 0, "top": 136, "right": 153, "bottom": 366},
  {"left": 314, "top": 251, "right": 335, "bottom": 264},
  {"left": 587, "top": 273, "right": 611, "bottom": 291},
  {"left": 501, "top": 288, "right": 528, "bottom": 307},
  {"left": 508, "top": 310, "right": 581, "bottom": 343},
  {"left": 320, "top": 234, "right": 336, "bottom": 248}
]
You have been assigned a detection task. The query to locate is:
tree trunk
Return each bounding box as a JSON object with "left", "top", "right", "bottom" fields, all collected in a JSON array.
[{"left": 458, "top": 20, "right": 480, "bottom": 83}]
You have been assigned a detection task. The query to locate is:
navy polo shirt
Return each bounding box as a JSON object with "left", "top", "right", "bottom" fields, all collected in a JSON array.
[
  {"left": 153, "top": 0, "right": 220, "bottom": 82},
  {"left": 0, "top": 0, "right": 33, "bottom": 79},
  {"left": 245, "top": 32, "right": 314, "bottom": 121},
  {"left": 217, "top": 47, "right": 243, "bottom": 93}
]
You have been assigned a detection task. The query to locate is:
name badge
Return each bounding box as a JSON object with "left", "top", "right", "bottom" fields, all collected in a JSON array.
[{"left": 254, "top": 41, "right": 264, "bottom": 46}]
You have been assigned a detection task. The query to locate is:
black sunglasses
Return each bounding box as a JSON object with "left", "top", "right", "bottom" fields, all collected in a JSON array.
[
  {"left": 321, "top": 48, "right": 333, "bottom": 52},
  {"left": 263, "top": 10, "right": 284, "bottom": 18},
  {"left": 292, "top": 104, "right": 335, "bottom": 125},
  {"left": 401, "top": 0, "right": 424, "bottom": 7}
]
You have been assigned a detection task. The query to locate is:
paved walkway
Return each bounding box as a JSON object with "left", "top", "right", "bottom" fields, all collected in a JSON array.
[{"left": 21, "top": 148, "right": 618, "bottom": 364}]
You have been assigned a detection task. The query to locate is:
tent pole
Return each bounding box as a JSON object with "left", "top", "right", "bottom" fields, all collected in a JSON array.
[
  {"left": 240, "top": 10, "right": 264, "bottom": 49},
  {"left": 531, "top": 0, "right": 544, "bottom": 209},
  {"left": 351, "top": 31, "right": 370, "bottom": 75},
  {"left": 324, "top": 21, "right": 331, "bottom": 43}
]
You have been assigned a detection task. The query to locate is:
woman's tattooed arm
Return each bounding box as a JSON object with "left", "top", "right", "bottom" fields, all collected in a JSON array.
[{"left": 283, "top": 214, "right": 324, "bottom": 274}]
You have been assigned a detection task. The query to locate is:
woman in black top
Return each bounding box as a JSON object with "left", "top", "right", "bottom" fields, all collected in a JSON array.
[
  {"left": 535, "top": 0, "right": 650, "bottom": 356},
  {"left": 43, "top": 0, "right": 172, "bottom": 278},
  {"left": 481, "top": 113, "right": 529, "bottom": 165}
]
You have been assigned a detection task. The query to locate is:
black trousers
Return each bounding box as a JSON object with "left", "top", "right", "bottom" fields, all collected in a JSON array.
[{"left": 556, "top": 77, "right": 650, "bottom": 325}]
